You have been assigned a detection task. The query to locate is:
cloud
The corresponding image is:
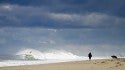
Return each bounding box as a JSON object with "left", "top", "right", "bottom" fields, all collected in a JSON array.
[
  {"left": 0, "top": 0, "right": 125, "bottom": 17},
  {"left": 1, "top": 4, "right": 12, "bottom": 11},
  {"left": 47, "top": 29, "right": 57, "bottom": 32},
  {"left": 39, "top": 40, "right": 56, "bottom": 44},
  {"left": 0, "top": 0, "right": 125, "bottom": 56},
  {"left": 0, "top": 27, "right": 125, "bottom": 55},
  {"left": 49, "top": 12, "right": 125, "bottom": 28},
  {"left": 49, "top": 13, "right": 76, "bottom": 21},
  {"left": 0, "top": 3, "right": 125, "bottom": 29},
  {"left": 0, "top": 28, "right": 58, "bottom": 46}
]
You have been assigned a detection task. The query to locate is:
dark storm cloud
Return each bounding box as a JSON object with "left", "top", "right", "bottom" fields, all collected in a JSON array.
[
  {"left": 0, "top": 0, "right": 125, "bottom": 17},
  {"left": 0, "top": 0, "right": 125, "bottom": 57},
  {"left": 0, "top": 0, "right": 125, "bottom": 28}
]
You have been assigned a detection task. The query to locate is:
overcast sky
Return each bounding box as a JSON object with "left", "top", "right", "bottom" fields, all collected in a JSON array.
[{"left": 0, "top": 0, "right": 125, "bottom": 57}]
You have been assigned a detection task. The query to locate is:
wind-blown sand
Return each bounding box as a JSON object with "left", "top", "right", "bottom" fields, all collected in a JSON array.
[{"left": 0, "top": 58, "right": 125, "bottom": 70}]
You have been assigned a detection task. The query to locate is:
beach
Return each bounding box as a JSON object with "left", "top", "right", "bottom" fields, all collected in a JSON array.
[{"left": 0, "top": 58, "right": 125, "bottom": 70}]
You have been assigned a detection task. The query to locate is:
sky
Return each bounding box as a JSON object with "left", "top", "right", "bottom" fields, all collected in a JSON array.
[{"left": 0, "top": 0, "right": 125, "bottom": 57}]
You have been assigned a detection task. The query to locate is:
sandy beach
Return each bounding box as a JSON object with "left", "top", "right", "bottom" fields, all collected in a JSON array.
[{"left": 0, "top": 58, "right": 125, "bottom": 70}]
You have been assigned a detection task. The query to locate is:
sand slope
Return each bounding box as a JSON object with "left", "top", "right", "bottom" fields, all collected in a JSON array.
[{"left": 0, "top": 58, "right": 125, "bottom": 70}]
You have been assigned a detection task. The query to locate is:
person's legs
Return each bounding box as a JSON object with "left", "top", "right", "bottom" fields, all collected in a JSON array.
[{"left": 89, "top": 57, "right": 91, "bottom": 60}]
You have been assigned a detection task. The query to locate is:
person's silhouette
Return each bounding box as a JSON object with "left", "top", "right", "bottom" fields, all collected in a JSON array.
[{"left": 88, "top": 52, "right": 92, "bottom": 60}]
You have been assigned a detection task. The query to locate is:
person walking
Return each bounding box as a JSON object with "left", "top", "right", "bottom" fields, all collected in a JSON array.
[{"left": 88, "top": 52, "right": 92, "bottom": 60}]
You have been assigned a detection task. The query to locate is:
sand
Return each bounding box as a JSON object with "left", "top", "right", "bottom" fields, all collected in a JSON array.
[{"left": 0, "top": 58, "right": 125, "bottom": 70}]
